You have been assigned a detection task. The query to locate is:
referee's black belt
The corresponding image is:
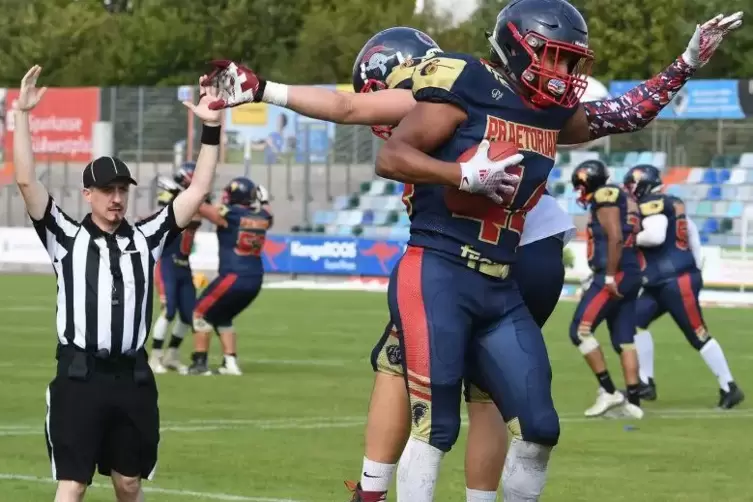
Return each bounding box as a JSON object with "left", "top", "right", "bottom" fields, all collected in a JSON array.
[{"left": 55, "top": 344, "right": 150, "bottom": 384}]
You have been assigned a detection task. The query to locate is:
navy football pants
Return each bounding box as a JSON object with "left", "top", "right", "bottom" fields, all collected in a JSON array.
[
  {"left": 156, "top": 260, "right": 196, "bottom": 325},
  {"left": 388, "top": 246, "right": 559, "bottom": 453}
]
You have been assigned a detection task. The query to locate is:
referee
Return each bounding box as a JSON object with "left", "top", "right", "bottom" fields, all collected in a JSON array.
[{"left": 14, "top": 65, "right": 222, "bottom": 502}]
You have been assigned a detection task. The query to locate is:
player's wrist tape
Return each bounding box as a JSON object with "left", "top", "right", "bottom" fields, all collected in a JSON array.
[
  {"left": 604, "top": 275, "right": 615, "bottom": 285},
  {"left": 259, "top": 80, "right": 289, "bottom": 107},
  {"left": 201, "top": 125, "right": 221, "bottom": 146}
]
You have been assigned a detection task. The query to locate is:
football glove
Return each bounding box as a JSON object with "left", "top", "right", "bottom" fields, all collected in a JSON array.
[
  {"left": 256, "top": 185, "right": 269, "bottom": 204},
  {"left": 203, "top": 60, "right": 261, "bottom": 110},
  {"left": 156, "top": 176, "right": 182, "bottom": 193},
  {"left": 682, "top": 12, "right": 743, "bottom": 68},
  {"left": 458, "top": 140, "right": 523, "bottom": 205}
]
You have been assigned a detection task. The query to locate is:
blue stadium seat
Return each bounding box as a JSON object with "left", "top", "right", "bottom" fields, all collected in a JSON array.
[
  {"left": 393, "top": 182, "right": 405, "bottom": 195},
  {"left": 361, "top": 210, "right": 375, "bottom": 226},
  {"left": 727, "top": 201, "right": 744, "bottom": 217},
  {"left": 389, "top": 226, "right": 411, "bottom": 240},
  {"left": 702, "top": 218, "right": 719, "bottom": 234},
  {"left": 313, "top": 210, "right": 336, "bottom": 226},
  {"left": 699, "top": 233, "right": 710, "bottom": 245},
  {"left": 701, "top": 169, "right": 718, "bottom": 184},
  {"left": 718, "top": 169, "right": 731, "bottom": 183},
  {"left": 397, "top": 213, "right": 410, "bottom": 226},
  {"left": 706, "top": 185, "right": 722, "bottom": 201},
  {"left": 665, "top": 184, "right": 683, "bottom": 197},
  {"left": 372, "top": 211, "right": 390, "bottom": 226},
  {"left": 333, "top": 195, "right": 351, "bottom": 210},
  {"left": 549, "top": 167, "right": 562, "bottom": 181}
]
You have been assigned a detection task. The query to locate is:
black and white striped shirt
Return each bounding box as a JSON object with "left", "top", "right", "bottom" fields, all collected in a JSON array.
[{"left": 32, "top": 196, "right": 182, "bottom": 355}]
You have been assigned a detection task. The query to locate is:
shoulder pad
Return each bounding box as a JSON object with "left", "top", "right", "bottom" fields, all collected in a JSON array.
[
  {"left": 411, "top": 54, "right": 478, "bottom": 112},
  {"left": 593, "top": 186, "right": 621, "bottom": 204},
  {"left": 386, "top": 57, "right": 424, "bottom": 90},
  {"left": 157, "top": 189, "right": 176, "bottom": 205},
  {"left": 639, "top": 197, "right": 665, "bottom": 216}
]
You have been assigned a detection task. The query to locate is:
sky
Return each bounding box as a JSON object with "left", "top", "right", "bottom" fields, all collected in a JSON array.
[{"left": 415, "top": 0, "right": 479, "bottom": 24}]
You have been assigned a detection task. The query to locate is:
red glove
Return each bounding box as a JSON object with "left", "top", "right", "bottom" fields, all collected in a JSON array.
[{"left": 202, "top": 60, "right": 264, "bottom": 110}]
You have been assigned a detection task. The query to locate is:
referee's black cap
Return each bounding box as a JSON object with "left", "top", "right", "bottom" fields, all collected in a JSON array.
[{"left": 82, "top": 156, "right": 138, "bottom": 189}]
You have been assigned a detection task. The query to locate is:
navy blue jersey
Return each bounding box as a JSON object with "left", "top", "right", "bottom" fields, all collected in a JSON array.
[
  {"left": 217, "top": 204, "right": 272, "bottom": 276},
  {"left": 399, "top": 53, "right": 576, "bottom": 266},
  {"left": 586, "top": 184, "right": 642, "bottom": 274},
  {"left": 157, "top": 186, "right": 199, "bottom": 268},
  {"left": 638, "top": 193, "right": 697, "bottom": 286}
]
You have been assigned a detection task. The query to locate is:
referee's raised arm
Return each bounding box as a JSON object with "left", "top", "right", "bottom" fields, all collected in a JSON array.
[{"left": 135, "top": 74, "right": 223, "bottom": 260}]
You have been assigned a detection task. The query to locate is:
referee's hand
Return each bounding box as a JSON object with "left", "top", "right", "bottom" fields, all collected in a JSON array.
[
  {"left": 16, "top": 65, "right": 47, "bottom": 112},
  {"left": 182, "top": 75, "right": 221, "bottom": 126}
]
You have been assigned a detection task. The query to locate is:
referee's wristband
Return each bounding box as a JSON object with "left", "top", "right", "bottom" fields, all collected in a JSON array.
[{"left": 201, "top": 124, "right": 221, "bottom": 146}]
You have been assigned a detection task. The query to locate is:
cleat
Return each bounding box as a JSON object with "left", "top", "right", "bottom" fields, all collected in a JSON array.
[
  {"left": 162, "top": 348, "right": 188, "bottom": 374},
  {"left": 217, "top": 356, "right": 242, "bottom": 375},
  {"left": 186, "top": 362, "right": 213, "bottom": 375},
  {"left": 585, "top": 387, "right": 625, "bottom": 417},
  {"left": 149, "top": 350, "right": 167, "bottom": 374},
  {"left": 718, "top": 382, "right": 744, "bottom": 410},
  {"left": 344, "top": 481, "right": 386, "bottom": 502},
  {"left": 639, "top": 378, "right": 657, "bottom": 401}
]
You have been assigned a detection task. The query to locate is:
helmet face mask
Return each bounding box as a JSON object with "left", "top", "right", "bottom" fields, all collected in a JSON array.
[{"left": 489, "top": 0, "right": 595, "bottom": 108}]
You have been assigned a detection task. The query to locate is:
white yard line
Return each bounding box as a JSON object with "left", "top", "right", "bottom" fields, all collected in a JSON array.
[{"left": 0, "top": 473, "right": 302, "bottom": 501}]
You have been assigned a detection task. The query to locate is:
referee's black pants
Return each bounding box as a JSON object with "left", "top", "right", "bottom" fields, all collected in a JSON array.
[{"left": 45, "top": 345, "right": 160, "bottom": 485}]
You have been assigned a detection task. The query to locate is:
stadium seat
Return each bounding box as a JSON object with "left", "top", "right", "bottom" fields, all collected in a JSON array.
[
  {"left": 652, "top": 152, "right": 667, "bottom": 170},
  {"left": 665, "top": 184, "right": 683, "bottom": 197},
  {"left": 737, "top": 185, "right": 753, "bottom": 200},
  {"left": 313, "top": 210, "right": 336, "bottom": 226},
  {"left": 549, "top": 167, "right": 562, "bottom": 181},
  {"left": 739, "top": 152, "right": 753, "bottom": 169},
  {"left": 718, "top": 169, "right": 731, "bottom": 183},
  {"left": 384, "top": 196, "right": 403, "bottom": 211},
  {"left": 729, "top": 169, "right": 746, "bottom": 184},
  {"left": 686, "top": 168, "right": 704, "bottom": 184},
  {"left": 397, "top": 212, "right": 410, "bottom": 227},
  {"left": 699, "top": 233, "right": 710, "bottom": 245},
  {"left": 706, "top": 234, "right": 726, "bottom": 246},
  {"left": 368, "top": 180, "right": 387, "bottom": 195},
  {"left": 701, "top": 169, "right": 718, "bottom": 184},
  {"left": 721, "top": 186, "right": 737, "bottom": 200},
  {"left": 712, "top": 202, "right": 727, "bottom": 216},
  {"left": 720, "top": 218, "right": 734, "bottom": 233},
  {"left": 635, "top": 151, "right": 654, "bottom": 165},
  {"left": 333, "top": 195, "right": 350, "bottom": 210},
  {"left": 361, "top": 210, "right": 375, "bottom": 226},
  {"left": 335, "top": 225, "right": 354, "bottom": 236},
  {"left": 622, "top": 151, "right": 640, "bottom": 167},
  {"left": 372, "top": 211, "right": 391, "bottom": 226},
  {"left": 706, "top": 185, "right": 722, "bottom": 201},
  {"left": 389, "top": 226, "right": 411, "bottom": 240},
  {"left": 696, "top": 201, "right": 713, "bottom": 217},
  {"left": 701, "top": 218, "right": 719, "bottom": 234},
  {"left": 727, "top": 201, "right": 744, "bottom": 218},
  {"left": 685, "top": 200, "right": 698, "bottom": 215}
]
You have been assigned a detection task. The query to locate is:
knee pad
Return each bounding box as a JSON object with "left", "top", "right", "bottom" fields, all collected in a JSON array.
[
  {"left": 193, "top": 316, "right": 212, "bottom": 332},
  {"left": 520, "top": 408, "right": 560, "bottom": 447},
  {"left": 690, "top": 334, "right": 711, "bottom": 351},
  {"left": 502, "top": 439, "right": 552, "bottom": 501},
  {"left": 570, "top": 322, "right": 599, "bottom": 355},
  {"left": 217, "top": 325, "right": 234, "bottom": 336}
]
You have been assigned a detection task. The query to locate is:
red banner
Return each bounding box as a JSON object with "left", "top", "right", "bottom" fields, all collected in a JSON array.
[{"left": 4, "top": 87, "right": 100, "bottom": 163}]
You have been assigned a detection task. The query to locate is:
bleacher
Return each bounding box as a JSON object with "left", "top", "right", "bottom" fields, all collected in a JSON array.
[{"left": 300, "top": 149, "right": 753, "bottom": 248}]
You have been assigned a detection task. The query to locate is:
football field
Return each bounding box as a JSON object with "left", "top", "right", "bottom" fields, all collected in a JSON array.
[{"left": 1, "top": 274, "right": 751, "bottom": 502}]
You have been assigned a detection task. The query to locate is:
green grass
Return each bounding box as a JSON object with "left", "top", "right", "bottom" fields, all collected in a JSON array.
[{"left": 0, "top": 275, "right": 751, "bottom": 501}]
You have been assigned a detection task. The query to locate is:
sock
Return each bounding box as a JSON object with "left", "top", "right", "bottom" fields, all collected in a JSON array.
[
  {"left": 634, "top": 330, "right": 654, "bottom": 384},
  {"left": 192, "top": 351, "right": 208, "bottom": 365},
  {"left": 626, "top": 384, "right": 641, "bottom": 406},
  {"left": 168, "top": 322, "right": 191, "bottom": 349},
  {"left": 360, "top": 457, "right": 395, "bottom": 495},
  {"left": 596, "top": 371, "right": 616, "bottom": 394},
  {"left": 152, "top": 314, "right": 169, "bottom": 349},
  {"left": 396, "top": 437, "right": 444, "bottom": 502},
  {"left": 502, "top": 439, "right": 551, "bottom": 501},
  {"left": 700, "top": 339, "right": 734, "bottom": 392},
  {"left": 466, "top": 488, "right": 497, "bottom": 502}
]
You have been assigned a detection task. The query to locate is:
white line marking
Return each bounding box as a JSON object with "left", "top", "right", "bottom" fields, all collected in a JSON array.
[
  {"left": 1, "top": 409, "right": 750, "bottom": 437},
  {"left": 0, "top": 473, "right": 303, "bottom": 502}
]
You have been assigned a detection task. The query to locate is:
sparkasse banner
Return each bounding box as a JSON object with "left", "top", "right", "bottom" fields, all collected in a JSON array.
[{"left": 4, "top": 87, "right": 99, "bottom": 162}]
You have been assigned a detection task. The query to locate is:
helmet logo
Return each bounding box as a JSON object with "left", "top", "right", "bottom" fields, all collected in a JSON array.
[
  {"left": 577, "top": 169, "right": 588, "bottom": 182},
  {"left": 361, "top": 46, "right": 404, "bottom": 79},
  {"left": 547, "top": 78, "right": 566, "bottom": 96}
]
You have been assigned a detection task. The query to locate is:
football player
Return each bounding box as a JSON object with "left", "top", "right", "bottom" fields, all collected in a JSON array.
[
  {"left": 624, "top": 164, "right": 744, "bottom": 409},
  {"left": 186, "top": 177, "right": 273, "bottom": 376},
  {"left": 205, "top": 5, "right": 742, "bottom": 501},
  {"left": 150, "top": 162, "right": 227, "bottom": 374},
  {"left": 570, "top": 160, "right": 644, "bottom": 419}
]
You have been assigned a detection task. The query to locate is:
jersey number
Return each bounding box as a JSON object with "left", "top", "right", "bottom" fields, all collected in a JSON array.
[
  {"left": 445, "top": 165, "right": 544, "bottom": 245},
  {"left": 235, "top": 232, "right": 265, "bottom": 257}
]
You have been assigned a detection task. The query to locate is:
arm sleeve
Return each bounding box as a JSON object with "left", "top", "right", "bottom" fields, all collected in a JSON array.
[
  {"left": 636, "top": 214, "right": 669, "bottom": 247},
  {"left": 686, "top": 217, "right": 703, "bottom": 267}
]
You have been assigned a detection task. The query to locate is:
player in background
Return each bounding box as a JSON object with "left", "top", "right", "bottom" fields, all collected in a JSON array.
[
  {"left": 186, "top": 177, "right": 273, "bottom": 376},
  {"left": 205, "top": 7, "right": 742, "bottom": 501},
  {"left": 150, "top": 161, "right": 227, "bottom": 374},
  {"left": 623, "top": 164, "right": 744, "bottom": 409},
  {"left": 570, "top": 160, "right": 644, "bottom": 419}
]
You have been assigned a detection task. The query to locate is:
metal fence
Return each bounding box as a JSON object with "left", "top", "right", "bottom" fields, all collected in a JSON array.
[{"left": 4, "top": 85, "right": 753, "bottom": 230}]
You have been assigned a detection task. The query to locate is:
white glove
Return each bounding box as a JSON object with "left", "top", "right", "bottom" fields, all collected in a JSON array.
[
  {"left": 682, "top": 12, "right": 743, "bottom": 68},
  {"left": 256, "top": 185, "right": 269, "bottom": 204},
  {"left": 458, "top": 140, "right": 523, "bottom": 204}
]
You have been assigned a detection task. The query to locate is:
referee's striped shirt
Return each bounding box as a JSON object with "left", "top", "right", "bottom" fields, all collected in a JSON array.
[{"left": 32, "top": 195, "right": 182, "bottom": 355}]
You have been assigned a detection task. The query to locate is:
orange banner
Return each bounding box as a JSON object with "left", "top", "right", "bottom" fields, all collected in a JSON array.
[{"left": 3, "top": 87, "right": 100, "bottom": 167}]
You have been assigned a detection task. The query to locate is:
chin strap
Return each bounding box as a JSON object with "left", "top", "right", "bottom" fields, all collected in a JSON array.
[{"left": 583, "top": 56, "right": 696, "bottom": 141}]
